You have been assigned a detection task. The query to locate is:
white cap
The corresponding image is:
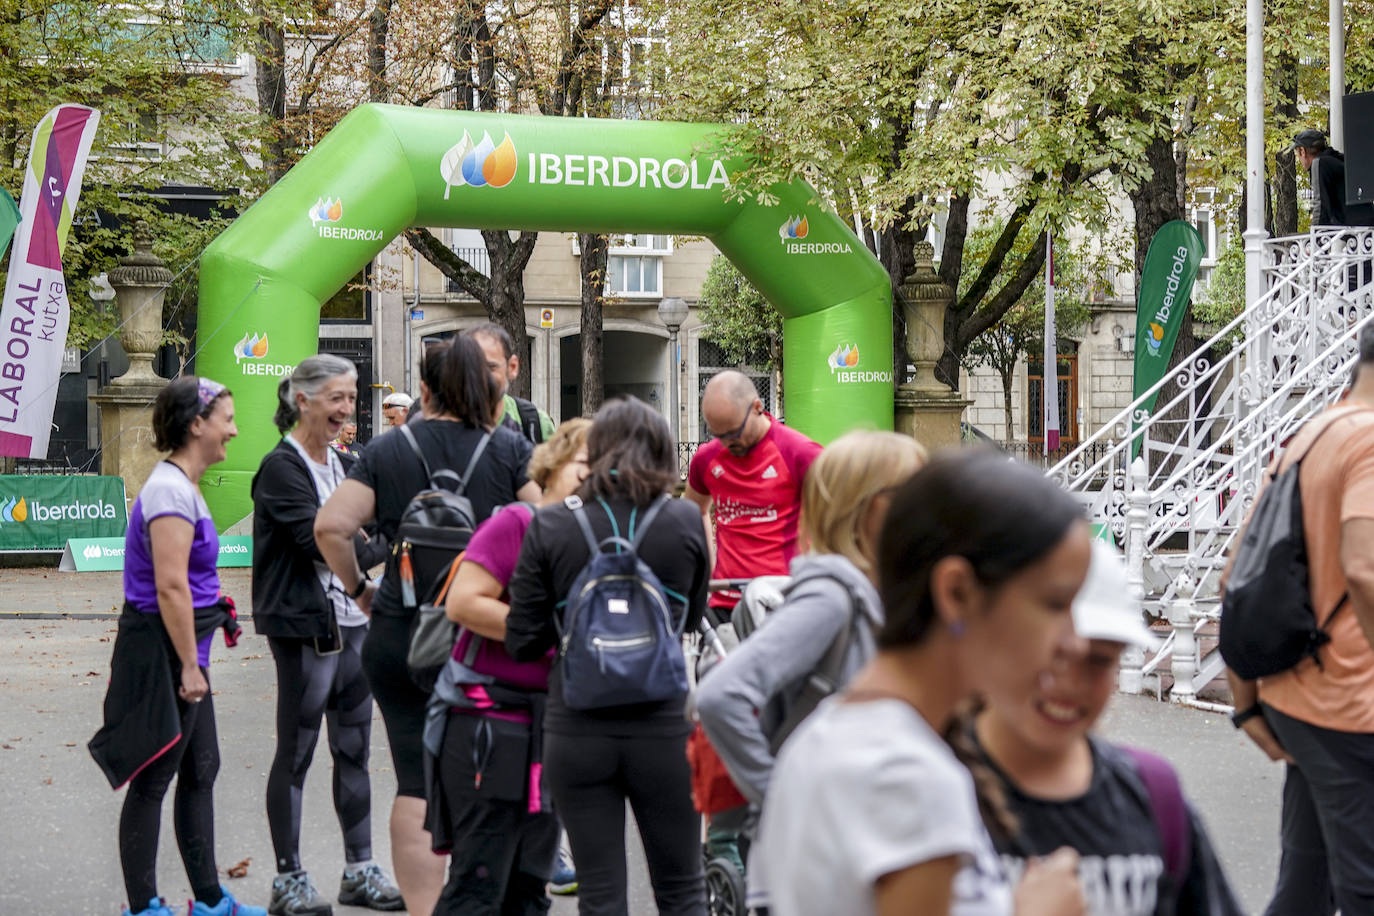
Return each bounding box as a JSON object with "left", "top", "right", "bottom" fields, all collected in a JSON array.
[
  {"left": 1072, "top": 540, "right": 1159, "bottom": 649},
  {"left": 382, "top": 392, "right": 413, "bottom": 409}
]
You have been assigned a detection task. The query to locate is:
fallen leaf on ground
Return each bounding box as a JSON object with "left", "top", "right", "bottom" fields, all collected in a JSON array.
[{"left": 226, "top": 857, "right": 251, "bottom": 878}]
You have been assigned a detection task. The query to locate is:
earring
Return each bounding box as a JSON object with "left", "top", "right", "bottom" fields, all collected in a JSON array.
[{"left": 949, "top": 620, "right": 966, "bottom": 638}]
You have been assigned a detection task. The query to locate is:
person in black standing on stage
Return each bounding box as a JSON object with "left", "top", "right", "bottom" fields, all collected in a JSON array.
[
  {"left": 1291, "top": 128, "right": 1374, "bottom": 228},
  {"left": 315, "top": 336, "right": 541, "bottom": 916},
  {"left": 252, "top": 354, "right": 403, "bottom": 915},
  {"left": 506, "top": 397, "right": 711, "bottom": 916}
]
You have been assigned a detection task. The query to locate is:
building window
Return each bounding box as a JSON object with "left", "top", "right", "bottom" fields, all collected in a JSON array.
[
  {"left": 696, "top": 339, "right": 773, "bottom": 441},
  {"left": 605, "top": 234, "right": 671, "bottom": 297},
  {"left": 1026, "top": 351, "right": 1079, "bottom": 451},
  {"left": 321, "top": 264, "right": 372, "bottom": 324}
]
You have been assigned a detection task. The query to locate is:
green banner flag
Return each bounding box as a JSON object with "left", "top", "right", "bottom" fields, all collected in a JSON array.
[
  {"left": 0, "top": 475, "right": 127, "bottom": 551},
  {"left": 1132, "top": 219, "right": 1205, "bottom": 452},
  {"left": 0, "top": 188, "right": 18, "bottom": 262}
]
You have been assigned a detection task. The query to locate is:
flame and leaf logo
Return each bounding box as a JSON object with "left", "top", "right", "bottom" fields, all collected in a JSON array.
[
  {"left": 308, "top": 197, "right": 343, "bottom": 225},
  {"left": 0, "top": 495, "right": 27, "bottom": 523},
  {"left": 827, "top": 344, "right": 860, "bottom": 373},
  {"left": 1145, "top": 322, "right": 1165, "bottom": 354},
  {"left": 779, "top": 215, "right": 809, "bottom": 240},
  {"left": 440, "top": 131, "right": 518, "bottom": 198},
  {"left": 233, "top": 332, "right": 270, "bottom": 362}
]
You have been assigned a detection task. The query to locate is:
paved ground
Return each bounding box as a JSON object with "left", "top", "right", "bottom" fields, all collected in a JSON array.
[{"left": 0, "top": 567, "right": 1284, "bottom": 914}]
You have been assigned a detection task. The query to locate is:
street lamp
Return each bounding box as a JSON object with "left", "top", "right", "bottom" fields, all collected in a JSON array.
[{"left": 657, "top": 296, "right": 689, "bottom": 446}]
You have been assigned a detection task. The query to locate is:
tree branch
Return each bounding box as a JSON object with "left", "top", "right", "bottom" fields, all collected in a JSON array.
[{"left": 405, "top": 227, "right": 490, "bottom": 302}]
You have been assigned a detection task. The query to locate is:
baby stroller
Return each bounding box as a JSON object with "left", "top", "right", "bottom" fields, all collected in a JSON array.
[{"left": 687, "top": 578, "right": 790, "bottom": 916}]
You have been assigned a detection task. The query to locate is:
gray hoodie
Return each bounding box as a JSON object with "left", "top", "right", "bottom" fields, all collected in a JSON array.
[{"left": 695, "top": 552, "right": 883, "bottom": 806}]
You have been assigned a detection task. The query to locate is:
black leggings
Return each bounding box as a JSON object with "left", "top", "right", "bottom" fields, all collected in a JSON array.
[
  {"left": 544, "top": 730, "right": 706, "bottom": 916},
  {"left": 266, "top": 624, "right": 374, "bottom": 874},
  {"left": 119, "top": 673, "right": 221, "bottom": 907},
  {"left": 360, "top": 613, "right": 428, "bottom": 798}
]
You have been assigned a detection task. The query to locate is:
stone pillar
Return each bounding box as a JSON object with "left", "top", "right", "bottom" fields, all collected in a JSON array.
[
  {"left": 892, "top": 241, "right": 971, "bottom": 451},
  {"left": 90, "top": 221, "right": 172, "bottom": 502}
]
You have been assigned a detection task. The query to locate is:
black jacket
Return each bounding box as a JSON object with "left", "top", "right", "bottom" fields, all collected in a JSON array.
[
  {"left": 1313, "top": 149, "right": 1374, "bottom": 228},
  {"left": 251, "top": 438, "right": 386, "bottom": 639},
  {"left": 89, "top": 601, "right": 239, "bottom": 790}
]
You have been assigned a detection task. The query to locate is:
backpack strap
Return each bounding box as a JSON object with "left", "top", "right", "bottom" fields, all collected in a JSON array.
[
  {"left": 629, "top": 494, "right": 671, "bottom": 549},
  {"left": 399, "top": 423, "right": 434, "bottom": 484},
  {"left": 566, "top": 495, "right": 601, "bottom": 555},
  {"left": 456, "top": 430, "right": 494, "bottom": 494},
  {"left": 514, "top": 397, "right": 544, "bottom": 444},
  {"left": 1122, "top": 746, "right": 1191, "bottom": 890}
]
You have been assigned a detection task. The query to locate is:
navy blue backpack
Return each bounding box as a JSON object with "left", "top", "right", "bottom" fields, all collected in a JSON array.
[{"left": 555, "top": 494, "right": 689, "bottom": 711}]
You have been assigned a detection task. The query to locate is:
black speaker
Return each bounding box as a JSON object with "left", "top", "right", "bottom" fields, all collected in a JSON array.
[{"left": 1345, "top": 91, "right": 1374, "bottom": 206}]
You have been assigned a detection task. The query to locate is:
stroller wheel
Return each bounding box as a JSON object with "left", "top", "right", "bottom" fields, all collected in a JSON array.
[{"left": 705, "top": 855, "right": 747, "bottom": 916}]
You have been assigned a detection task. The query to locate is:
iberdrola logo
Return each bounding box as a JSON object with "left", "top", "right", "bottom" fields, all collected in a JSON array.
[
  {"left": 1145, "top": 322, "right": 1165, "bottom": 355},
  {"left": 440, "top": 131, "right": 518, "bottom": 198},
  {"left": 308, "top": 197, "right": 343, "bottom": 225},
  {"left": 0, "top": 495, "right": 28, "bottom": 523},
  {"left": 779, "top": 215, "right": 809, "bottom": 241},
  {"left": 233, "top": 332, "right": 270, "bottom": 363},
  {"left": 827, "top": 343, "right": 860, "bottom": 373}
]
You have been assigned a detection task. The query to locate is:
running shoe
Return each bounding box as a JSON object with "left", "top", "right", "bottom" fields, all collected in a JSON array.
[
  {"left": 549, "top": 847, "right": 578, "bottom": 896},
  {"left": 337, "top": 863, "right": 404, "bottom": 911},
  {"left": 122, "top": 897, "right": 175, "bottom": 916},
  {"left": 268, "top": 871, "right": 332, "bottom": 916},
  {"left": 189, "top": 887, "right": 267, "bottom": 916}
]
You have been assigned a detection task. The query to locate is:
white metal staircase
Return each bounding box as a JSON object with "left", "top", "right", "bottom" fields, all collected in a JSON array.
[{"left": 1048, "top": 226, "right": 1374, "bottom": 704}]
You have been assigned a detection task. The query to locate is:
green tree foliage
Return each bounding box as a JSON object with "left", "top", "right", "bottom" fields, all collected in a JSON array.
[
  {"left": 0, "top": 1, "right": 258, "bottom": 349},
  {"left": 697, "top": 255, "right": 782, "bottom": 371},
  {"left": 652, "top": 0, "right": 1374, "bottom": 395}
]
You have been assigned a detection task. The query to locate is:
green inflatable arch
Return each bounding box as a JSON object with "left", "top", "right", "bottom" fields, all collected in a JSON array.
[{"left": 197, "top": 104, "right": 894, "bottom": 528}]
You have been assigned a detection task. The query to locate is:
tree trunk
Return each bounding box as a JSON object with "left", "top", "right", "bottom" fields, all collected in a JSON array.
[
  {"left": 483, "top": 229, "right": 537, "bottom": 399},
  {"left": 579, "top": 233, "right": 608, "bottom": 418},
  {"left": 1273, "top": 50, "right": 1300, "bottom": 236},
  {"left": 880, "top": 222, "right": 918, "bottom": 388},
  {"left": 367, "top": 1, "right": 393, "bottom": 104},
  {"left": 254, "top": 5, "right": 288, "bottom": 183}
]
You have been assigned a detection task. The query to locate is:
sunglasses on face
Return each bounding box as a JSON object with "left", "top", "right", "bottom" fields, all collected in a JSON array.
[{"left": 713, "top": 405, "right": 753, "bottom": 443}]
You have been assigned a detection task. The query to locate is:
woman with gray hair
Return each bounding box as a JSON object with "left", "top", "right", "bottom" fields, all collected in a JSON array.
[{"left": 251, "top": 355, "right": 403, "bottom": 915}]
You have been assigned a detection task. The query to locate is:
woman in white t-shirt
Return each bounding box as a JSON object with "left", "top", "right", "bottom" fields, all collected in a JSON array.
[
  {"left": 251, "top": 355, "right": 402, "bottom": 913},
  {"left": 755, "top": 450, "right": 1091, "bottom": 916}
]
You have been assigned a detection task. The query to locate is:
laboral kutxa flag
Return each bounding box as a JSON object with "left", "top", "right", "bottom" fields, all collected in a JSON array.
[
  {"left": 1131, "top": 220, "right": 1204, "bottom": 432},
  {"left": 0, "top": 105, "right": 101, "bottom": 458}
]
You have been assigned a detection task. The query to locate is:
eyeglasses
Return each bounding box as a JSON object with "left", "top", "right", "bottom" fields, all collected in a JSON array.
[{"left": 713, "top": 405, "right": 753, "bottom": 443}]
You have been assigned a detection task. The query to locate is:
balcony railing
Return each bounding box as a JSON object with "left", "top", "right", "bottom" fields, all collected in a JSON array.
[{"left": 446, "top": 246, "right": 491, "bottom": 294}]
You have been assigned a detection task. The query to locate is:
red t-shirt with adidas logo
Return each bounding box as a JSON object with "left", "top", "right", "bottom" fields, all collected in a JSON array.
[{"left": 687, "top": 416, "right": 822, "bottom": 608}]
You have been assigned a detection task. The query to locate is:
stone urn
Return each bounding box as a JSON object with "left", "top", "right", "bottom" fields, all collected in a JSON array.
[
  {"left": 897, "top": 241, "right": 955, "bottom": 395},
  {"left": 108, "top": 219, "right": 172, "bottom": 386}
]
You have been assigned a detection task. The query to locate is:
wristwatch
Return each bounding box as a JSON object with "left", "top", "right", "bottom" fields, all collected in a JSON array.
[
  {"left": 1230, "top": 704, "right": 1263, "bottom": 729},
  {"left": 349, "top": 577, "right": 371, "bottom": 599}
]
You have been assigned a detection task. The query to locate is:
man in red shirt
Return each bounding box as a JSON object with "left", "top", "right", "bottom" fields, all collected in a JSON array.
[{"left": 685, "top": 370, "right": 823, "bottom": 614}]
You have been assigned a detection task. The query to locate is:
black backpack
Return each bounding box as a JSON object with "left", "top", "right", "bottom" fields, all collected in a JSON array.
[
  {"left": 1220, "top": 410, "right": 1366, "bottom": 680},
  {"left": 556, "top": 495, "right": 689, "bottom": 710},
  {"left": 393, "top": 424, "right": 492, "bottom": 616},
  {"left": 513, "top": 397, "right": 545, "bottom": 444}
]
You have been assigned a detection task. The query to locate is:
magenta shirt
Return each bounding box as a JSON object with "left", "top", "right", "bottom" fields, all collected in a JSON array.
[{"left": 455, "top": 503, "right": 553, "bottom": 709}]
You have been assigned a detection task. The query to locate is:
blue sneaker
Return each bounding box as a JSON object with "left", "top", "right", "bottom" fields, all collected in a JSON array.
[
  {"left": 122, "top": 897, "right": 175, "bottom": 916},
  {"left": 189, "top": 887, "right": 267, "bottom": 916},
  {"left": 549, "top": 847, "right": 578, "bottom": 895}
]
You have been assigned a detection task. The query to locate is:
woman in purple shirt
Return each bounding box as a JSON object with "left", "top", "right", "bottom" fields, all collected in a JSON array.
[{"left": 93, "top": 377, "right": 266, "bottom": 916}]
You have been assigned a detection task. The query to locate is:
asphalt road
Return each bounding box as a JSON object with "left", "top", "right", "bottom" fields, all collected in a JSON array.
[{"left": 0, "top": 567, "right": 1284, "bottom": 914}]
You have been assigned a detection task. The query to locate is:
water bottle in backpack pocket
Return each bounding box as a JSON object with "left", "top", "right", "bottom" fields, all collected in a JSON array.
[{"left": 555, "top": 494, "right": 689, "bottom": 711}]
